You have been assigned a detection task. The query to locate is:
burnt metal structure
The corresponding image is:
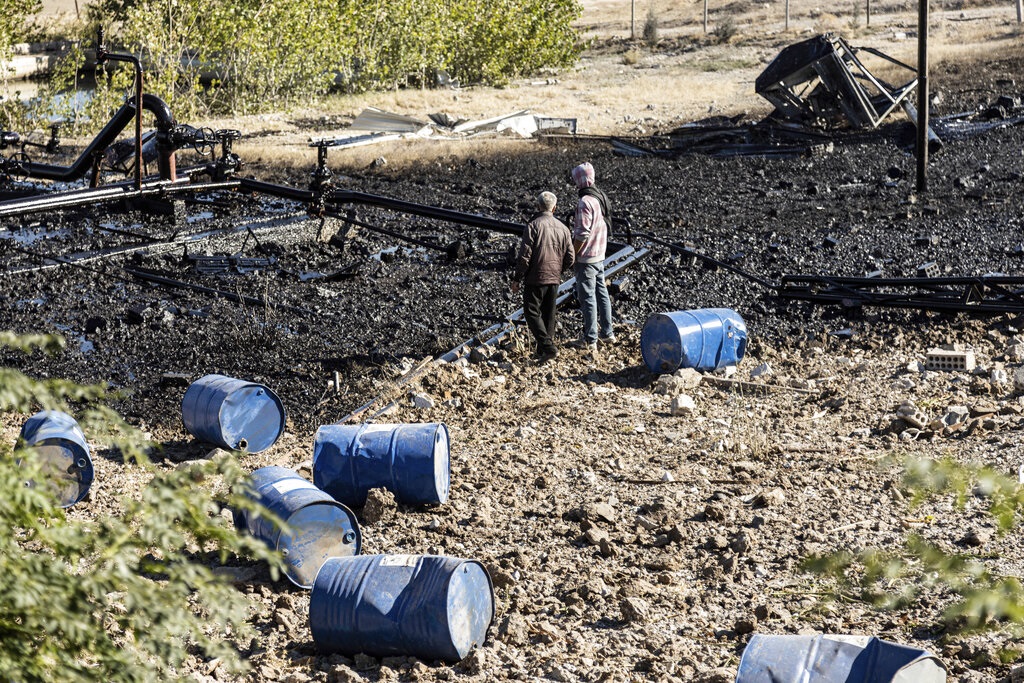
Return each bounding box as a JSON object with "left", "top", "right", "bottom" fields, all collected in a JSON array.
[{"left": 755, "top": 32, "right": 940, "bottom": 153}]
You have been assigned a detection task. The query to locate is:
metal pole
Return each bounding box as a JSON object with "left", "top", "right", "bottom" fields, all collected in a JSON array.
[
  {"left": 631, "top": 0, "right": 636, "bottom": 38},
  {"left": 704, "top": 0, "right": 709, "bottom": 33},
  {"left": 916, "top": 0, "right": 929, "bottom": 193},
  {"left": 867, "top": 0, "right": 871, "bottom": 26},
  {"left": 1017, "top": 0, "right": 1023, "bottom": 23},
  {"left": 785, "top": 0, "right": 790, "bottom": 30}
]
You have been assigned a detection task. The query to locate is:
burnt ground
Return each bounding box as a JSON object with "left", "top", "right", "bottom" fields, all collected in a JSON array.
[{"left": 2, "top": 52, "right": 1024, "bottom": 682}]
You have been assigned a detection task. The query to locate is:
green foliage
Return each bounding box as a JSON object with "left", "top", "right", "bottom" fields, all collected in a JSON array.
[
  {"left": 40, "top": 0, "right": 583, "bottom": 129},
  {"left": 0, "top": 331, "right": 284, "bottom": 680},
  {"left": 806, "top": 455, "right": 1024, "bottom": 633},
  {"left": 0, "top": 0, "right": 41, "bottom": 63}
]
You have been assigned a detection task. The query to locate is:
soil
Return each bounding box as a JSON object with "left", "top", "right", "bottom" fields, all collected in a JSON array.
[{"left": 3, "top": 38, "right": 1024, "bottom": 683}]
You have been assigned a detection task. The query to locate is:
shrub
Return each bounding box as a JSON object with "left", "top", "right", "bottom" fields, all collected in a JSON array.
[
  {"left": 806, "top": 455, "right": 1024, "bottom": 634},
  {"left": 643, "top": 5, "right": 659, "bottom": 46},
  {"left": 712, "top": 15, "right": 737, "bottom": 44},
  {"left": 0, "top": 331, "right": 283, "bottom": 681},
  {"left": 35, "top": 0, "right": 585, "bottom": 130}
]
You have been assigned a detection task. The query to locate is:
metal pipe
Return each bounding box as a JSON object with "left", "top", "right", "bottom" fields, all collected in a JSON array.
[
  {"left": 328, "top": 190, "right": 524, "bottom": 235},
  {"left": 0, "top": 177, "right": 239, "bottom": 218},
  {"left": 95, "top": 28, "right": 144, "bottom": 189},
  {"left": 322, "top": 208, "right": 446, "bottom": 252},
  {"left": 916, "top": 0, "right": 929, "bottom": 193},
  {"left": 21, "top": 93, "right": 176, "bottom": 183}
]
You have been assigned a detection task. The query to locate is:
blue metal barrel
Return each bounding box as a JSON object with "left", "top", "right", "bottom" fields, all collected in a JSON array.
[
  {"left": 737, "top": 634, "right": 947, "bottom": 682},
  {"left": 236, "top": 466, "right": 361, "bottom": 588},
  {"left": 310, "top": 554, "right": 494, "bottom": 663},
  {"left": 17, "top": 410, "right": 94, "bottom": 508},
  {"left": 312, "top": 423, "right": 450, "bottom": 507},
  {"left": 640, "top": 308, "right": 747, "bottom": 373},
  {"left": 181, "top": 374, "right": 286, "bottom": 453}
]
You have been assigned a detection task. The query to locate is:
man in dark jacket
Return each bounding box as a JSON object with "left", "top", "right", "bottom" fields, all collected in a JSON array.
[{"left": 512, "top": 191, "right": 575, "bottom": 362}]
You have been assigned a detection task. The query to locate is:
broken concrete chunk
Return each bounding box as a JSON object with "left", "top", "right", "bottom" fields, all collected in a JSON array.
[
  {"left": 412, "top": 392, "right": 435, "bottom": 409},
  {"left": 671, "top": 394, "right": 696, "bottom": 416},
  {"left": 672, "top": 367, "right": 703, "bottom": 388},
  {"left": 925, "top": 347, "right": 975, "bottom": 372},
  {"left": 750, "top": 362, "right": 772, "bottom": 379}
]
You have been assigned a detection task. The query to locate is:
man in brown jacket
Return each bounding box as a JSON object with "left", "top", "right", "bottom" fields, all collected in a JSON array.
[{"left": 512, "top": 191, "right": 575, "bottom": 362}]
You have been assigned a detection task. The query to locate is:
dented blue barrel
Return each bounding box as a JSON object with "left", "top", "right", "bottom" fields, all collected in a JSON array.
[
  {"left": 310, "top": 554, "right": 494, "bottom": 663},
  {"left": 236, "top": 466, "right": 361, "bottom": 588},
  {"left": 640, "top": 308, "right": 747, "bottom": 373},
  {"left": 181, "top": 374, "right": 285, "bottom": 453},
  {"left": 313, "top": 423, "right": 450, "bottom": 507},
  {"left": 737, "top": 634, "right": 947, "bottom": 682},
  {"left": 17, "top": 410, "right": 94, "bottom": 508}
]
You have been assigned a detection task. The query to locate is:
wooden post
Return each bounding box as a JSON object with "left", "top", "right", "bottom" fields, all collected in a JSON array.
[
  {"left": 704, "top": 0, "right": 709, "bottom": 33},
  {"left": 1017, "top": 0, "right": 1023, "bottom": 23},
  {"left": 785, "top": 0, "right": 790, "bottom": 30},
  {"left": 866, "top": 0, "right": 871, "bottom": 26},
  {"left": 916, "top": 0, "right": 929, "bottom": 193},
  {"left": 631, "top": 0, "right": 636, "bottom": 38}
]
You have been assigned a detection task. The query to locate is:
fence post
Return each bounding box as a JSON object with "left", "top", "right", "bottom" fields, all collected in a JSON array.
[
  {"left": 704, "top": 0, "right": 709, "bottom": 33},
  {"left": 785, "top": 0, "right": 790, "bottom": 30}
]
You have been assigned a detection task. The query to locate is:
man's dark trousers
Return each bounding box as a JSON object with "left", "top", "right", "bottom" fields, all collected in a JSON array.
[{"left": 524, "top": 283, "right": 558, "bottom": 355}]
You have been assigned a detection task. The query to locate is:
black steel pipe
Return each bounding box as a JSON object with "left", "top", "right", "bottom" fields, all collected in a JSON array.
[
  {"left": 21, "top": 94, "right": 176, "bottom": 183},
  {"left": 328, "top": 190, "right": 524, "bottom": 235}
]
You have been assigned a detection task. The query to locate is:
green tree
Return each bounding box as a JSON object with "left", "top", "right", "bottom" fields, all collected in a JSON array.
[
  {"left": 806, "top": 455, "right": 1024, "bottom": 634},
  {"left": 0, "top": 331, "right": 284, "bottom": 681}
]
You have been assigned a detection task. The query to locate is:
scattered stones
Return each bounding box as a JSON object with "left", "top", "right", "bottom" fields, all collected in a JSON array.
[
  {"left": 619, "top": 597, "right": 650, "bottom": 623},
  {"left": 361, "top": 488, "right": 396, "bottom": 524},
  {"left": 751, "top": 488, "right": 786, "bottom": 508}
]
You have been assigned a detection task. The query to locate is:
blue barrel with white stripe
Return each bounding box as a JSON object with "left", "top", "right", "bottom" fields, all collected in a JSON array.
[
  {"left": 310, "top": 554, "right": 494, "bottom": 663},
  {"left": 313, "top": 423, "right": 450, "bottom": 507},
  {"left": 236, "top": 466, "right": 361, "bottom": 588},
  {"left": 17, "top": 410, "right": 94, "bottom": 508},
  {"left": 181, "top": 374, "right": 286, "bottom": 453},
  {"left": 641, "top": 308, "right": 747, "bottom": 373}
]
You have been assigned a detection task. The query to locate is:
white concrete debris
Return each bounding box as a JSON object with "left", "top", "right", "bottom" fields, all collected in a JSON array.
[
  {"left": 412, "top": 392, "right": 436, "bottom": 409},
  {"left": 671, "top": 394, "right": 696, "bottom": 416},
  {"left": 750, "top": 362, "right": 772, "bottom": 379}
]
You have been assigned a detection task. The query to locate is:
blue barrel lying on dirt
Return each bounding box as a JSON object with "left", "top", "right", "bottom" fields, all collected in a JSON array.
[
  {"left": 235, "top": 466, "right": 361, "bottom": 588},
  {"left": 640, "top": 308, "right": 747, "bottom": 374},
  {"left": 17, "top": 410, "right": 94, "bottom": 508},
  {"left": 181, "top": 374, "right": 286, "bottom": 453},
  {"left": 309, "top": 554, "right": 494, "bottom": 663},
  {"left": 737, "top": 634, "right": 947, "bottom": 683},
  {"left": 312, "top": 423, "right": 450, "bottom": 507}
]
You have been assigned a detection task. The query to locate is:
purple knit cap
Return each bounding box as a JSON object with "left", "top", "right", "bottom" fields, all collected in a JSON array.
[{"left": 572, "top": 162, "right": 595, "bottom": 189}]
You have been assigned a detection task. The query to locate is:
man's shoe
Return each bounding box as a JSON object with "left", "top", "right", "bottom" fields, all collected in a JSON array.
[
  {"left": 537, "top": 349, "right": 558, "bottom": 364},
  {"left": 568, "top": 338, "right": 594, "bottom": 350},
  {"left": 598, "top": 334, "right": 617, "bottom": 346}
]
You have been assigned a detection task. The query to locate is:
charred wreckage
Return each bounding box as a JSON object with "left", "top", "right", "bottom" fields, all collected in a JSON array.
[{"left": 2, "top": 30, "right": 1024, "bottom": 349}]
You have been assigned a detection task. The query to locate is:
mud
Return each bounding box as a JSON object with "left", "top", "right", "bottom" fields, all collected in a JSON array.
[{"left": 2, "top": 53, "right": 1024, "bottom": 682}]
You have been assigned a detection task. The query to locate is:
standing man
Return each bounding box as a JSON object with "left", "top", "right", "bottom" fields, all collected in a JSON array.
[
  {"left": 512, "top": 191, "right": 575, "bottom": 363},
  {"left": 571, "top": 162, "right": 615, "bottom": 352}
]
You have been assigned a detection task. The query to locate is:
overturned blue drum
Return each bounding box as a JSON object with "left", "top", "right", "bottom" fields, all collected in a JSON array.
[
  {"left": 181, "top": 374, "right": 286, "bottom": 453},
  {"left": 236, "top": 466, "right": 361, "bottom": 588},
  {"left": 309, "top": 554, "right": 494, "bottom": 663},
  {"left": 313, "top": 423, "right": 450, "bottom": 507},
  {"left": 640, "top": 308, "right": 747, "bottom": 373},
  {"left": 17, "top": 410, "right": 94, "bottom": 508},
  {"left": 737, "top": 634, "right": 947, "bottom": 682}
]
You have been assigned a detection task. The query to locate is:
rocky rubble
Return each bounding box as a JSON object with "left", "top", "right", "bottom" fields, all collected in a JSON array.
[{"left": 2, "top": 49, "right": 1024, "bottom": 682}]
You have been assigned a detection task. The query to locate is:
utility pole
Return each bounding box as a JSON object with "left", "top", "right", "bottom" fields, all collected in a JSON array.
[{"left": 916, "top": 0, "right": 929, "bottom": 193}]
